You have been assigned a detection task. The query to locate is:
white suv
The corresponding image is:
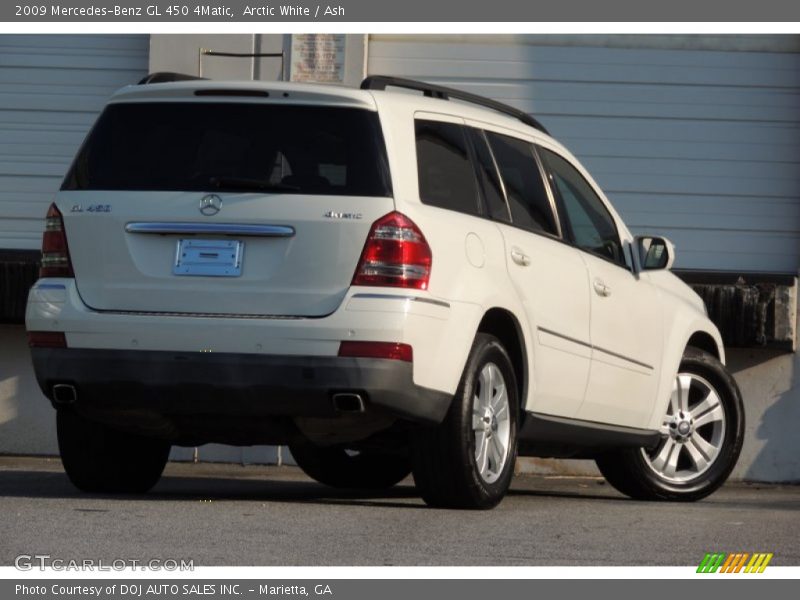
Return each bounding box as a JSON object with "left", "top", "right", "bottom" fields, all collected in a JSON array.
[{"left": 26, "top": 74, "right": 744, "bottom": 508}]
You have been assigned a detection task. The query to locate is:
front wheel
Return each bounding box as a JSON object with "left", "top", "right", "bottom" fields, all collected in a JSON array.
[
  {"left": 411, "top": 333, "right": 519, "bottom": 509},
  {"left": 596, "top": 347, "right": 744, "bottom": 501}
]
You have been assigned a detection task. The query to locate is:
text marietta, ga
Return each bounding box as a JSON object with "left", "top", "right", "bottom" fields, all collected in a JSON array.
[{"left": 16, "top": 584, "right": 334, "bottom": 596}]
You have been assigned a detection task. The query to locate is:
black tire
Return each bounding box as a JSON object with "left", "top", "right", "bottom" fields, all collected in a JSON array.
[
  {"left": 57, "top": 409, "right": 170, "bottom": 494},
  {"left": 289, "top": 442, "right": 411, "bottom": 490},
  {"left": 411, "top": 333, "right": 519, "bottom": 509},
  {"left": 596, "top": 347, "right": 744, "bottom": 501}
]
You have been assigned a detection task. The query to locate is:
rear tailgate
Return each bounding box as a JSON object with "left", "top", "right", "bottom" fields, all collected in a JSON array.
[{"left": 58, "top": 98, "right": 393, "bottom": 317}]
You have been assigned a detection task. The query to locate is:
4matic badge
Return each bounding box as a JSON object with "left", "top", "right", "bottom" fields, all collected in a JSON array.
[{"left": 324, "top": 211, "right": 362, "bottom": 220}]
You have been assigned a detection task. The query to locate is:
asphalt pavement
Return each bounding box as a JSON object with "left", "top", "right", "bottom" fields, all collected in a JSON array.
[{"left": 1, "top": 456, "right": 798, "bottom": 566}]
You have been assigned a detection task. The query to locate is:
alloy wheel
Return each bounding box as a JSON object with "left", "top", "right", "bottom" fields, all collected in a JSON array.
[
  {"left": 471, "top": 362, "right": 511, "bottom": 484},
  {"left": 642, "top": 373, "right": 727, "bottom": 483}
]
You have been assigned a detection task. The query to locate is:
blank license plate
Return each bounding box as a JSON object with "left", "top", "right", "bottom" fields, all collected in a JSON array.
[{"left": 174, "top": 239, "right": 243, "bottom": 277}]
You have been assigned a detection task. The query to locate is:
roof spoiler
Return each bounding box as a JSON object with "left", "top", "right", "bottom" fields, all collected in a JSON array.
[{"left": 361, "top": 75, "right": 549, "bottom": 135}]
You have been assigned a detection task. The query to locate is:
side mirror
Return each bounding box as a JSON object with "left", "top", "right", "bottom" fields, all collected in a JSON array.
[{"left": 635, "top": 236, "right": 675, "bottom": 271}]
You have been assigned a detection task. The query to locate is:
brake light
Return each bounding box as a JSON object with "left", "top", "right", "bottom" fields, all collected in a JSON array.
[
  {"left": 39, "top": 203, "right": 74, "bottom": 278},
  {"left": 27, "top": 331, "right": 67, "bottom": 348},
  {"left": 338, "top": 341, "right": 413, "bottom": 362},
  {"left": 352, "top": 212, "right": 432, "bottom": 290}
]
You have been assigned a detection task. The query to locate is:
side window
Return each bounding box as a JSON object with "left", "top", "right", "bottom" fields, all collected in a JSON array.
[
  {"left": 468, "top": 129, "right": 510, "bottom": 223},
  {"left": 415, "top": 120, "right": 480, "bottom": 216},
  {"left": 539, "top": 148, "right": 625, "bottom": 267},
  {"left": 485, "top": 132, "right": 558, "bottom": 236}
]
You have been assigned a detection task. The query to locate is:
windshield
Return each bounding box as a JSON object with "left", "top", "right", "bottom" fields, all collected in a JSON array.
[{"left": 62, "top": 102, "right": 392, "bottom": 197}]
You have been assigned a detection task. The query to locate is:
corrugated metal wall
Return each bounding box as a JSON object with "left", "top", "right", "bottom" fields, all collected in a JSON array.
[
  {"left": 368, "top": 35, "right": 800, "bottom": 273},
  {"left": 0, "top": 35, "right": 149, "bottom": 251}
]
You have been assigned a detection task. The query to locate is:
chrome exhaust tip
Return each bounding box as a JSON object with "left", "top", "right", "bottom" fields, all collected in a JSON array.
[
  {"left": 332, "top": 393, "right": 365, "bottom": 413},
  {"left": 52, "top": 383, "right": 77, "bottom": 405}
]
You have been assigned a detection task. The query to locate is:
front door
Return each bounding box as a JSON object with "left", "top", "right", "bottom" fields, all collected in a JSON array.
[
  {"left": 539, "top": 147, "right": 663, "bottom": 429},
  {"left": 579, "top": 253, "right": 664, "bottom": 428}
]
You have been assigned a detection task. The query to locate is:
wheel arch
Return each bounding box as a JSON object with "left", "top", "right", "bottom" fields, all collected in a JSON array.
[
  {"left": 686, "top": 330, "right": 723, "bottom": 361},
  {"left": 646, "top": 318, "right": 725, "bottom": 430},
  {"left": 476, "top": 307, "right": 528, "bottom": 410}
]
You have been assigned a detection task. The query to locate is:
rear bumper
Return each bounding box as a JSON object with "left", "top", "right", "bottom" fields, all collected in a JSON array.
[
  {"left": 31, "top": 348, "right": 452, "bottom": 425},
  {"left": 26, "top": 279, "right": 483, "bottom": 405}
]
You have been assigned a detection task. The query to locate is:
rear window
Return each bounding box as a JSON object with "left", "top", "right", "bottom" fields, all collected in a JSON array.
[{"left": 62, "top": 102, "right": 392, "bottom": 197}]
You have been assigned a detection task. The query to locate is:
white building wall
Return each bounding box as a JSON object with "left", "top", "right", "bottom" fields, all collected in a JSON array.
[
  {"left": 725, "top": 345, "right": 800, "bottom": 481},
  {"left": 0, "top": 326, "right": 57, "bottom": 455}
]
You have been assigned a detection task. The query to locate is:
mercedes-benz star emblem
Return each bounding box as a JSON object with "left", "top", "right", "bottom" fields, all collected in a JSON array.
[{"left": 199, "top": 194, "right": 222, "bottom": 216}]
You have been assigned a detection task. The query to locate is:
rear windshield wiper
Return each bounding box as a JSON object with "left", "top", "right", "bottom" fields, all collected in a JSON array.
[{"left": 209, "top": 176, "right": 300, "bottom": 193}]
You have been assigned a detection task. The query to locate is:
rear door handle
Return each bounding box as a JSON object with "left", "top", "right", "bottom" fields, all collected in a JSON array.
[
  {"left": 593, "top": 278, "right": 612, "bottom": 297},
  {"left": 511, "top": 248, "right": 531, "bottom": 266}
]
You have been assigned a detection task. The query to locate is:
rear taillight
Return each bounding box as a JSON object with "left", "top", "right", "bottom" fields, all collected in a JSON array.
[
  {"left": 338, "top": 341, "right": 413, "bottom": 362},
  {"left": 352, "top": 212, "right": 432, "bottom": 290},
  {"left": 39, "top": 203, "right": 74, "bottom": 278},
  {"left": 27, "top": 331, "right": 67, "bottom": 348}
]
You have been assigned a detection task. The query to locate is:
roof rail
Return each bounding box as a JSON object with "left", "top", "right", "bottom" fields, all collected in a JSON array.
[
  {"left": 138, "top": 72, "right": 208, "bottom": 85},
  {"left": 361, "top": 75, "right": 549, "bottom": 135}
]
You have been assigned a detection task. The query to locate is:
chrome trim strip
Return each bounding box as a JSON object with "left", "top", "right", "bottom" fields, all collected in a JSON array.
[
  {"left": 351, "top": 293, "right": 450, "bottom": 308},
  {"left": 537, "top": 326, "right": 592, "bottom": 350},
  {"left": 413, "top": 297, "right": 451, "bottom": 308},
  {"left": 593, "top": 345, "right": 654, "bottom": 371},
  {"left": 537, "top": 326, "right": 653, "bottom": 371},
  {"left": 592, "top": 345, "right": 654, "bottom": 371},
  {"left": 531, "top": 145, "right": 564, "bottom": 239},
  {"left": 477, "top": 129, "right": 512, "bottom": 223},
  {"left": 125, "top": 222, "right": 295, "bottom": 237}
]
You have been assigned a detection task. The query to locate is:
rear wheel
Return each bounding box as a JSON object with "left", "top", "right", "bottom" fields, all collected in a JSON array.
[
  {"left": 289, "top": 442, "right": 411, "bottom": 490},
  {"left": 596, "top": 347, "right": 744, "bottom": 501},
  {"left": 411, "top": 333, "right": 519, "bottom": 509},
  {"left": 57, "top": 409, "right": 170, "bottom": 494}
]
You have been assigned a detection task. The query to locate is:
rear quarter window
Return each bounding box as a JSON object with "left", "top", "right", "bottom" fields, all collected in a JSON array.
[{"left": 414, "top": 119, "right": 481, "bottom": 216}]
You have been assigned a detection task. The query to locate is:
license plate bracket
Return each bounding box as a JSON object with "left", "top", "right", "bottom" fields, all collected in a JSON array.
[{"left": 173, "top": 239, "right": 243, "bottom": 277}]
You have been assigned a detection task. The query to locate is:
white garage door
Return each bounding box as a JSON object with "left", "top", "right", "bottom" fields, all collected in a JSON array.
[
  {"left": 368, "top": 36, "right": 800, "bottom": 273},
  {"left": 0, "top": 35, "right": 149, "bottom": 251}
]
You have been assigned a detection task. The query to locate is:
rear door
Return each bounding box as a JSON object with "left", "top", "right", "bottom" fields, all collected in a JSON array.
[
  {"left": 58, "top": 100, "right": 394, "bottom": 317},
  {"left": 539, "top": 147, "right": 664, "bottom": 428},
  {"left": 473, "top": 127, "right": 592, "bottom": 418}
]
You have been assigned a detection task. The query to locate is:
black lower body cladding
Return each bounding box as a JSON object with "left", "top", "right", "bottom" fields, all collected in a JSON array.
[{"left": 30, "top": 348, "right": 453, "bottom": 444}]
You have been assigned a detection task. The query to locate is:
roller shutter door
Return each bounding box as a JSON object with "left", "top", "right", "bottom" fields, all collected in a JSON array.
[{"left": 0, "top": 35, "right": 149, "bottom": 251}]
